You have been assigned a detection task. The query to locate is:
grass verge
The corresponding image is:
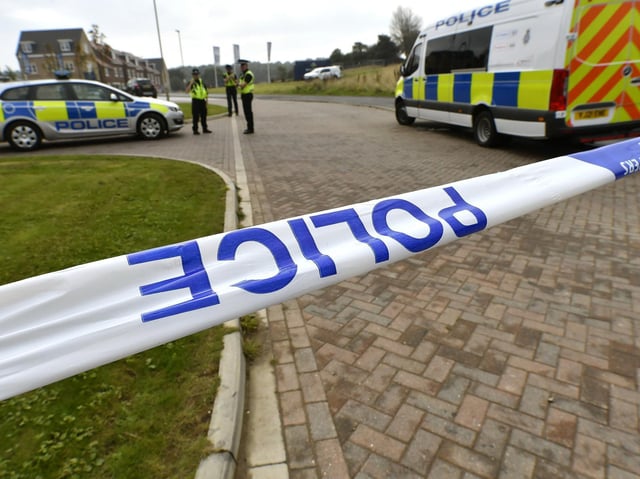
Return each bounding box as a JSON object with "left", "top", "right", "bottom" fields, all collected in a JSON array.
[
  {"left": 0, "top": 155, "right": 228, "bottom": 478},
  {"left": 209, "top": 64, "right": 402, "bottom": 97}
]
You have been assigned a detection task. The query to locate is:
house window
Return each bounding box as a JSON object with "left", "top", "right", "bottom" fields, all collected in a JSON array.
[
  {"left": 59, "top": 40, "right": 72, "bottom": 52},
  {"left": 27, "top": 64, "right": 38, "bottom": 74},
  {"left": 21, "top": 42, "right": 33, "bottom": 54},
  {"left": 65, "top": 63, "right": 75, "bottom": 72}
]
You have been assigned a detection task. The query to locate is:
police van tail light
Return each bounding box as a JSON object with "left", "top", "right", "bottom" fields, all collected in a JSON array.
[{"left": 549, "top": 69, "right": 568, "bottom": 111}]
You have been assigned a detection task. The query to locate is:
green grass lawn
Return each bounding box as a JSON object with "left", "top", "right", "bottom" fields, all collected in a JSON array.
[{"left": 0, "top": 156, "right": 229, "bottom": 478}]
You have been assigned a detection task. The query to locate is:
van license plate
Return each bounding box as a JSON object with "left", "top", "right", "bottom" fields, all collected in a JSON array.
[{"left": 575, "top": 109, "right": 608, "bottom": 120}]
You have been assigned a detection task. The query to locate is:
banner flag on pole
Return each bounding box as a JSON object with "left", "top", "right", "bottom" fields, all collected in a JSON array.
[{"left": 1, "top": 139, "right": 639, "bottom": 400}]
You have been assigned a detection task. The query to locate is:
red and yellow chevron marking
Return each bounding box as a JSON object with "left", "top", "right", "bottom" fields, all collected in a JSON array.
[{"left": 566, "top": 0, "right": 640, "bottom": 124}]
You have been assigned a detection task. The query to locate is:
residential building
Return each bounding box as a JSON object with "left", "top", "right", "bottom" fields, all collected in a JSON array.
[{"left": 15, "top": 28, "right": 167, "bottom": 92}]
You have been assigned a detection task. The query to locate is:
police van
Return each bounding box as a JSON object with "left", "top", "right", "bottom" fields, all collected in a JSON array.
[
  {"left": 395, "top": 0, "right": 640, "bottom": 146},
  {"left": 0, "top": 79, "right": 184, "bottom": 151}
]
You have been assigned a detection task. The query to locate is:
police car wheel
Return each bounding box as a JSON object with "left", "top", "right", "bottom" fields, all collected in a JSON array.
[
  {"left": 395, "top": 100, "right": 415, "bottom": 126},
  {"left": 473, "top": 111, "right": 499, "bottom": 147},
  {"left": 137, "top": 113, "right": 166, "bottom": 140},
  {"left": 7, "top": 121, "right": 42, "bottom": 151}
]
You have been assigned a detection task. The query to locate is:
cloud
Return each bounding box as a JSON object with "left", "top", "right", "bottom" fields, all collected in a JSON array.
[{"left": 0, "top": 0, "right": 489, "bottom": 71}]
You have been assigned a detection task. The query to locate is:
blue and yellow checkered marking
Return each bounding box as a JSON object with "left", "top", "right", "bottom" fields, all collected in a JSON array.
[
  {"left": 1, "top": 100, "right": 163, "bottom": 123},
  {"left": 404, "top": 70, "right": 554, "bottom": 111}
]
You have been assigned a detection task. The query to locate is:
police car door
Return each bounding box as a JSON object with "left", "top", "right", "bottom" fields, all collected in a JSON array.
[
  {"left": 567, "top": 0, "right": 640, "bottom": 127},
  {"left": 66, "top": 82, "right": 130, "bottom": 137},
  {"left": 31, "top": 82, "right": 71, "bottom": 140}
]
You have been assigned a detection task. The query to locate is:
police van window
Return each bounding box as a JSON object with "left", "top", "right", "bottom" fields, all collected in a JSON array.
[
  {"left": 425, "top": 26, "right": 492, "bottom": 74},
  {"left": 403, "top": 42, "right": 423, "bottom": 76},
  {"left": 33, "top": 84, "right": 67, "bottom": 101},
  {"left": 71, "top": 83, "right": 111, "bottom": 101},
  {"left": 0, "top": 86, "right": 29, "bottom": 101},
  {"left": 425, "top": 36, "right": 454, "bottom": 75}
]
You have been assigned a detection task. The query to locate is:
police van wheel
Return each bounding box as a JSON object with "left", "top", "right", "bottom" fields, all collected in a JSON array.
[
  {"left": 7, "top": 121, "right": 42, "bottom": 151},
  {"left": 473, "top": 111, "right": 500, "bottom": 147},
  {"left": 395, "top": 100, "right": 415, "bottom": 126},
  {"left": 137, "top": 113, "right": 166, "bottom": 140}
]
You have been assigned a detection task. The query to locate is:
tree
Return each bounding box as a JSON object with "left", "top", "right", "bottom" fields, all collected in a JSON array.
[
  {"left": 390, "top": 6, "right": 422, "bottom": 57},
  {"left": 88, "top": 24, "right": 106, "bottom": 45},
  {"left": 1, "top": 66, "right": 19, "bottom": 81},
  {"left": 329, "top": 48, "right": 344, "bottom": 65},
  {"left": 368, "top": 35, "right": 401, "bottom": 64},
  {"left": 351, "top": 42, "right": 368, "bottom": 64}
]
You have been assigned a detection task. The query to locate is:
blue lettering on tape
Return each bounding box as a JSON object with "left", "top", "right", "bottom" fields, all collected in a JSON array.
[
  {"left": 570, "top": 139, "right": 640, "bottom": 180},
  {"left": 438, "top": 187, "right": 488, "bottom": 237},
  {"left": 288, "top": 218, "right": 338, "bottom": 277},
  {"left": 218, "top": 228, "right": 298, "bottom": 294},
  {"left": 311, "top": 208, "right": 390, "bottom": 263},
  {"left": 127, "top": 241, "right": 219, "bottom": 322},
  {"left": 129, "top": 186, "right": 487, "bottom": 322},
  {"left": 372, "top": 199, "right": 444, "bottom": 252}
]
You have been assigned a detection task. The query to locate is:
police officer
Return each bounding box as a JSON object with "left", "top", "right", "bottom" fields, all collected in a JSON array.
[
  {"left": 238, "top": 59, "right": 254, "bottom": 134},
  {"left": 223, "top": 64, "right": 239, "bottom": 117},
  {"left": 185, "top": 68, "right": 211, "bottom": 135}
]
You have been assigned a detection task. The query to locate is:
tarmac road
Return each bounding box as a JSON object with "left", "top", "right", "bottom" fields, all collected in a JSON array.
[{"left": 3, "top": 97, "right": 640, "bottom": 479}]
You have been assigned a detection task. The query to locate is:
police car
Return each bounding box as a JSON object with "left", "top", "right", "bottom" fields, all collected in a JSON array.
[{"left": 0, "top": 78, "right": 184, "bottom": 151}]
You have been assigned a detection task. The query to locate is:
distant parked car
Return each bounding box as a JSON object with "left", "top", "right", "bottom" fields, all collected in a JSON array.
[
  {"left": 303, "top": 66, "right": 341, "bottom": 80},
  {"left": 125, "top": 78, "right": 157, "bottom": 98}
]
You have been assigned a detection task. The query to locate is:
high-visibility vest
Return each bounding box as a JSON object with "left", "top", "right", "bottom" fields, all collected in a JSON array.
[
  {"left": 224, "top": 72, "right": 237, "bottom": 88},
  {"left": 240, "top": 70, "right": 254, "bottom": 94},
  {"left": 190, "top": 79, "right": 208, "bottom": 100}
]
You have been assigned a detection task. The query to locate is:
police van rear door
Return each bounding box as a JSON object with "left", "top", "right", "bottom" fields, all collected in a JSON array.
[{"left": 567, "top": 0, "right": 640, "bottom": 128}]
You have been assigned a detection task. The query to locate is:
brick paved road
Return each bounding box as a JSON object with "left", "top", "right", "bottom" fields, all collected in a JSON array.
[
  {"left": 4, "top": 99, "right": 639, "bottom": 478},
  {"left": 239, "top": 101, "right": 640, "bottom": 479}
]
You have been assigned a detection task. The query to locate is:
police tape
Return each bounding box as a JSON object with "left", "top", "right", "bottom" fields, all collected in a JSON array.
[{"left": 1, "top": 139, "right": 639, "bottom": 400}]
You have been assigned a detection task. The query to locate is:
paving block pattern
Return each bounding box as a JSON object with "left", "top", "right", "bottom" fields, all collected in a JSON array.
[{"left": 242, "top": 101, "right": 640, "bottom": 478}]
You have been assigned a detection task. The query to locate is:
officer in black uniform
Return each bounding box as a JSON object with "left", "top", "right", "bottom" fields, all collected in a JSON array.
[
  {"left": 238, "top": 59, "right": 254, "bottom": 134},
  {"left": 185, "top": 68, "right": 211, "bottom": 135},
  {"left": 223, "top": 64, "right": 239, "bottom": 117}
]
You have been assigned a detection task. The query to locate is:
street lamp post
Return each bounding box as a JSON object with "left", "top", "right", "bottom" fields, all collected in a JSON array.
[
  {"left": 267, "top": 41, "right": 272, "bottom": 83},
  {"left": 175, "top": 29, "right": 184, "bottom": 67},
  {"left": 152, "top": 0, "right": 170, "bottom": 100},
  {"left": 176, "top": 29, "right": 185, "bottom": 88}
]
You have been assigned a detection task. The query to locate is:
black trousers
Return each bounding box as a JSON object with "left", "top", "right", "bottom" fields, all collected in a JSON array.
[
  {"left": 241, "top": 93, "right": 254, "bottom": 132},
  {"left": 191, "top": 98, "right": 208, "bottom": 132},
  {"left": 226, "top": 86, "right": 238, "bottom": 115}
]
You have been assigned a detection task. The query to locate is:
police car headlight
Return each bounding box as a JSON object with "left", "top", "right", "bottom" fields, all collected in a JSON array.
[{"left": 168, "top": 106, "right": 180, "bottom": 112}]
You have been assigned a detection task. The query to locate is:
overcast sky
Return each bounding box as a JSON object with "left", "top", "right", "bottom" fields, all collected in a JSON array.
[{"left": 1, "top": 0, "right": 490, "bottom": 71}]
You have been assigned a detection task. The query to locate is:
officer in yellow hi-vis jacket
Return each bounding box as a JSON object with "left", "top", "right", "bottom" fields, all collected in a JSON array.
[
  {"left": 238, "top": 59, "right": 254, "bottom": 134},
  {"left": 185, "top": 68, "right": 211, "bottom": 135},
  {"left": 223, "top": 64, "right": 239, "bottom": 117}
]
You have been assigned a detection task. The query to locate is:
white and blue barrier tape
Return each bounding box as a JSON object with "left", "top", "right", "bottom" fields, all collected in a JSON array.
[{"left": 1, "top": 139, "right": 639, "bottom": 400}]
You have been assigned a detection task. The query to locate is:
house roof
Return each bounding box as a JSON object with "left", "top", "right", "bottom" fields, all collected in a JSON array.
[{"left": 16, "top": 28, "right": 87, "bottom": 56}]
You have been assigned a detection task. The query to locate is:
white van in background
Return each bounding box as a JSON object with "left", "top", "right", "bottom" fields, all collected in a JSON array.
[
  {"left": 304, "top": 66, "right": 342, "bottom": 80},
  {"left": 395, "top": 0, "right": 640, "bottom": 146}
]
